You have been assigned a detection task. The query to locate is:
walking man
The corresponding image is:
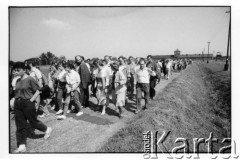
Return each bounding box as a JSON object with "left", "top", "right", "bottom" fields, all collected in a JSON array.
[
  {"left": 75, "top": 55, "right": 91, "bottom": 107},
  {"left": 134, "top": 58, "right": 156, "bottom": 114}
]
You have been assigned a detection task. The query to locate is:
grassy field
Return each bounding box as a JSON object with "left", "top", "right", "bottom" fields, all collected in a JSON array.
[
  {"left": 9, "top": 61, "right": 231, "bottom": 153},
  {"left": 99, "top": 61, "right": 231, "bottom": 153}
]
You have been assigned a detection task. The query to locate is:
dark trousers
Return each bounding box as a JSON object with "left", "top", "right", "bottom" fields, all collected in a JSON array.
[
  {"left": 66, "top": 90, "right": 82, "bottom": 113},
  {"left": 91, "top": 79, "right": 97, "bottom": 97},
  {"left": 149, "top": 78, "right": 157, "bottom": 99},
  {"left": 14, "top": 99, "right": 47, "bottom": 147},
  {"left": 73, "top": 91, "right": 82, "bottom": 111},
  {"left": 57, "top": 88, "right": 65, "bottom": 110},
  {"left": 80, "top": 85, "right": 90, "bottom": 107},
  {"left": 129, "top": 74, "right": 135, "bottom": 97},
  {"left": 136, "top": 83, "right": 150, "bottom": 111}
]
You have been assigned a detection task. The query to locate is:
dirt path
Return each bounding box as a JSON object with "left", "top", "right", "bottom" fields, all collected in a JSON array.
[{"left": 10, "top": 69, "right": 182, "bottom": 152}]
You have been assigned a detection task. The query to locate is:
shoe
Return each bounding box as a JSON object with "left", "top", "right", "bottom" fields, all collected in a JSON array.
[
  {"left": 67, "top": 110, "right": 71, "bottom": 114},
  {"left": 39, "top": 113, "right": 46, "bottom": 118},
  {"left": 51, "top": 105, "right": 55, "bottom": 110},
  {"left": 95, "top": 106, "right": 100, "bottom": 112},
  {"left": 101, "top": 110, "right": 106, "bottom": 115},
  {"left": 119, "top": 114, "right": 123, "bottom": 119},
  {"left": 56, "top": 109, "right": 63, "bottom": 115},
  {"left": 71, "top": 105, "right": 75, "bottom": 110},
  {"left": 76, "top": 112, "right": 83, "bottom": 116},
  {"left": 135, "top": 110, "right": 140, "bottom": 114},
  {"left": 44, "top": 127, "right": 52, "bottom": 139},
  {"left": 14, "top": 144, "right": 26, "bottom": 153},
  {"left": 101, "top": 105, "right": 106, "bottom": 115},
  {"left": 57, "top": 115, "right": 66, "bottom": 120},
  {"left": 118, "top": 106, "right": 122, "bottom": 115}
]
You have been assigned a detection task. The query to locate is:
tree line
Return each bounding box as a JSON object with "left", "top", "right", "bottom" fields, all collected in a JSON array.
[{"left": 10, "top": 51, "right": 67, "bottom": 66}]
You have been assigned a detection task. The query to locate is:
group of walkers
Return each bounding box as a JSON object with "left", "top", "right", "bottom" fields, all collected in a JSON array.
[{"left": 9, "top": 54, "right": 192, "bottom": 153}]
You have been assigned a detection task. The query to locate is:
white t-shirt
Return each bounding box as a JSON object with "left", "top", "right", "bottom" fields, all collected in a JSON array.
[
  {"left": 31, "top": 67, "right": 42, "bottom": 79},
  {"left": 66, "top": 70, "right": 80, "bottom": 92},
  {"left": 101, "top": 66, "right": 111, "bottom": 86},
  {"left": 166, "top": 61, "right": 172, "bottom": 69},
  {"left": 12, "top": 76, "right": 21, "bottom": 90},
  {"left": 58, "top": 69, "right": 67, "bottom": 82}
]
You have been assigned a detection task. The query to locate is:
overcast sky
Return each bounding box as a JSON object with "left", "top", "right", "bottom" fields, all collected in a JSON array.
[{"left": 10, "top": 7, "right": 230, "bottom": 61}]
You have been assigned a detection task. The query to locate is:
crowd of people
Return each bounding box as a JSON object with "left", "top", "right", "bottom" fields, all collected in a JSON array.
[{"left": 9, "top": 54, "right": 192, "bottom": 153}]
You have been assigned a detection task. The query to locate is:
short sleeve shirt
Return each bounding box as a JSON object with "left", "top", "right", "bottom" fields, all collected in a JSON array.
[
  {"left": 15, "top": 76, "right": 40, "bottom": 100},
  {"left": 32, "top": 67, "right": 42, "bottom": 79}
]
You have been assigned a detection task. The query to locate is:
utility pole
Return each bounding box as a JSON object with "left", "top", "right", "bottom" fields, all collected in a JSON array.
[
  {"left": 207, "top": 42, "right": 210, "bottom": 63},
  {"left": 224, "top": 10, "right": 231, "bottom": 71}
]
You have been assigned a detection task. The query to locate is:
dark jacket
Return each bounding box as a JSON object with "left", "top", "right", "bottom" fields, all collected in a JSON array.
[
  {"left": 149, "top": 61, "right": 161, "bottom": 80},
  {"left": 78, "top": 62, "right": 91, "bottom": 89}
]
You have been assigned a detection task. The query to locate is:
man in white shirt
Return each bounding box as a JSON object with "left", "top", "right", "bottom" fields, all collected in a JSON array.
[{"left": 134, "top": 58, "right": 156, "bottom": 114}]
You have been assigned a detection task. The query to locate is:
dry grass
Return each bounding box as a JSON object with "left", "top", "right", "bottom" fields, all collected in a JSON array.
[{"left": 99, "top": 61, "right": 231, "bottom": 153}]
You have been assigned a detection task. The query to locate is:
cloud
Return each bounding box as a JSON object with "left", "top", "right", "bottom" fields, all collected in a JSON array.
[
  {"left": 42, "top": 18, "right": 70, "bottom": 29},
  {"left": 78, "top": 8, "right": 143, "bottom": 19}
]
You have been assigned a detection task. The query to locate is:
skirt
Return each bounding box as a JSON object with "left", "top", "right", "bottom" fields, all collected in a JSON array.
[
  {"left": 112, "top": 91, "right": 126, "bottom": 107},
  {"left": 96, "top": 85, "right": 106, "bottom": 105}
]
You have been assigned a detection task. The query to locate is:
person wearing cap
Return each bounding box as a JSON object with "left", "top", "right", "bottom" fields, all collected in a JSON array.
[
  {"left": 111, "top": 62, "right": 127, "bottom": 118},
  {"left": 134, "top": 58, "right": 156, "bottom": 114},
  {"left": 12, "top": 62, "right": 52, "bottom": 153}
]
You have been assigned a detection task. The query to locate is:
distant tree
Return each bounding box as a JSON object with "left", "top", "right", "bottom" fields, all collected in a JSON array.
[
  {"left": 46, "top": 51, "right": 56, "bottom": 65},
  {"left": 23, "top": 51, "right": 61, "bottom": 66},
  {"left": 25, "top": 57, "right": 41, "bottom": 66},
  {"left": 39, "top": 53, "right": 48, "bottom": 65},
  {"left": 59, "top": 56, "right": 67, "bottom": 62}
]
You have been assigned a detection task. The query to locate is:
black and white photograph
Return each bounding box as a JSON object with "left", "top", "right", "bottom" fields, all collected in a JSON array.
[{"left": 1, "top": 1, "right": 240, "bottom": 159}]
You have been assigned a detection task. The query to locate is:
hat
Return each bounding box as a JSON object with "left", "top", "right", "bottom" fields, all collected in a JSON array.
[{"left": 111, "top": 62, "right": 119, "bottom": 71}]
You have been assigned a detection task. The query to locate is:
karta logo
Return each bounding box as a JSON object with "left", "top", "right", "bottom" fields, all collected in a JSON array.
[{"left": 142, "top": 131, "right": 239, "bottom": 159}]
